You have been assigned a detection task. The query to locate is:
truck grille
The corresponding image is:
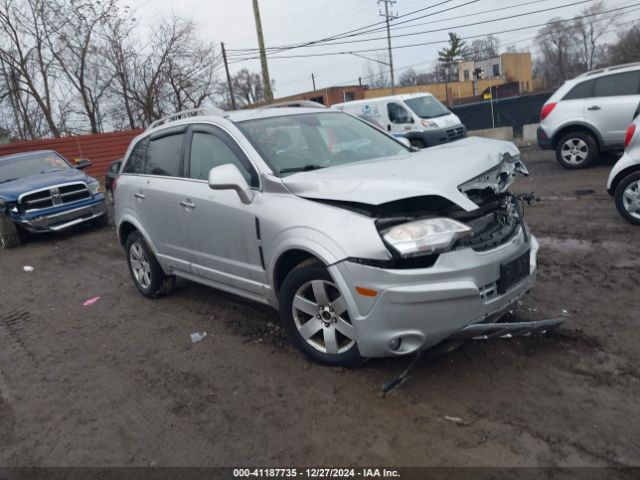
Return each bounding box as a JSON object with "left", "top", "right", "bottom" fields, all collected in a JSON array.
[
  {"left": 446, "top": 126, "right": 465, "bottom": 141},
  {"left": 20, "top": 183, "right": 91, "bottom": 212}
]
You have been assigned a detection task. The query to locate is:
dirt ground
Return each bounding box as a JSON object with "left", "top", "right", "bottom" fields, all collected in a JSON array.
[{"left": 0, "top": 146, "right": 639, "bottom": 467}]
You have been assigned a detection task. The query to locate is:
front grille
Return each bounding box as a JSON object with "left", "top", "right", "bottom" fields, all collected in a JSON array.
[
  {"left": 446, "top": 126, "right": 465, "bottom": 141},
  {"left": 20, "top": 182, "right": 91, "bottom": 212}
]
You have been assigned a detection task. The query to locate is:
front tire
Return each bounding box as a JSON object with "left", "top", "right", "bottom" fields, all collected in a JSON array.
[
  {"left": 279, "top": 260, "right": 364, "bottom": 367},
  {"left": 555, "top": 132, "right": 598, "bottom": 169},
  {"left": 0, "top": 213, "right": 21, "bottom": 249},
  {"left": 614, "top": 171, "right": 640, "bottom": 225},
  {"left": 125, "top": 231, "right": 175, "bottom": 298}
]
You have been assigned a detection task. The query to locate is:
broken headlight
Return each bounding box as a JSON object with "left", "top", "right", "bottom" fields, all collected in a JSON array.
[{"left": 382, "top": 218, "right": 473, "bottom": 258}]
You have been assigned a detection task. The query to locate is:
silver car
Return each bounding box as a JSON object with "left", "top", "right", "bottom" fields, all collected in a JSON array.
[
  {"left": 537, "top": 63, "right": 640, "bottom": 169},
  {"left": 607, "top": 116, "right": 640, "bottom": 224},
  {"left": 115, "top": 107, "right": 549, "bottom": 366}
]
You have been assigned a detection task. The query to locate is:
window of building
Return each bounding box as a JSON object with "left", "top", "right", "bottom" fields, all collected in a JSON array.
[
  {"left": 310, "top": 96, "right": 325, "bottom": 105},
  {"left": 463, "top": 69, "right": 470, "bottom": 81},
  {"left": 343, "top": 91, "right": 355, "bottom": 102},
  {"left": 144, "top": 133, "right": 184, "bottom": 177},
  {"left": 492, "top": 64, "right": 500, "bottom": 77}
]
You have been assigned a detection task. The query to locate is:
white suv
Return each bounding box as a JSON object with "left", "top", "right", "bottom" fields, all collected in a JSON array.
[{"left": 537, "top": 63, "right": 640, "bottom": 169}]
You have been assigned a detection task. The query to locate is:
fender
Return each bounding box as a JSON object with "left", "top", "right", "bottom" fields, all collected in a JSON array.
[
  {"left": 552, "top": 120, "right": 605, "bottom": 149},
  {"left": 116, "top": 210, "right": 160, "bottom": 256}
]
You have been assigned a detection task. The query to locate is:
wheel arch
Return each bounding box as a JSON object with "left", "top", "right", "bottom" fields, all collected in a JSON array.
[
  {"left": 552, "top": 122, "right": 604, "bottom": 150},
  {"left": 611, "top": 164, "right": 640, "bottom": 196},
  {"left": 272, "top": 248, "right": 326, "bottom": 298},
  {"left": 116, "top": 214, "right": 158, "bottom": 254}
]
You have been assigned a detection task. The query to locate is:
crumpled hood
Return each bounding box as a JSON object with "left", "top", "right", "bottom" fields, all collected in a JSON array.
[
  {"left": 282, "top": 137, "right": 521, "bottom": 212},
  {"left": 0, "top": 168, "right": 90, "bottom": 202}
]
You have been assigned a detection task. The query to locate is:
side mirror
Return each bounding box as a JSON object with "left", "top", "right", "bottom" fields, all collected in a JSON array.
[
  {"left": 75, "top": 158, "right": 92, "bottom": 170},
  {"left": 208, "top": 164, "right": 254, "bottom": 204}
]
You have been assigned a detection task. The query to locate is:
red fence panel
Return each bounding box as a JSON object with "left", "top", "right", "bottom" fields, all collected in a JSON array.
[{"left": 0, "top": 129, "right": 144, "bottom": 178}]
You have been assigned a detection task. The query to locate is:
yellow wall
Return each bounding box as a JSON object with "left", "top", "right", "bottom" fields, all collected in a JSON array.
[
  {"left": 364, "top": 78, "right": 504, "bottom": 103},
  {"left": 500, "top": 52, "right": 533, "bottom": 92}
]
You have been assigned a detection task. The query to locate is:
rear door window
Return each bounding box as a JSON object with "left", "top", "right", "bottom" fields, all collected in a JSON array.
[
  {"left": 144, "top": 133, "right": 184, "bottom": 177},
  {"left": 593, "top": 71, "right": 640, "bottom": 97}
]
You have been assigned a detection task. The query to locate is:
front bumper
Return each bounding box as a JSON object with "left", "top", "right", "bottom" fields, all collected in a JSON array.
[
  {"left": 406, "top": 124, "right": 466, "bottom": 147},
  {"left": 16, "top": 199, "right": 106, "bottom": 233},
  {"left": 329, "top": 229, "right": 539, "bottom": 358}
]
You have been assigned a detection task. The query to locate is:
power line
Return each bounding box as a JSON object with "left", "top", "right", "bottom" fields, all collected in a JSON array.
[
  {"left": 224, "top": 0, "right": 472, "bottom": 55},
  {"left": 227, "top": 2, "right": 640, "bottom": 62},
  {"left": 231, "top": 0, "right": 599, "bottom": 55}
]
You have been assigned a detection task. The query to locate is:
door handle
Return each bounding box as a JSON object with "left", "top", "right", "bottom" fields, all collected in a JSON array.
[
  {"left": 387, "top": 124, "right": 391, "bottom": 132},
  {"left": 587, "top": 105, "right": 601, "bottom": 111},
  {"left": 180, "top": 199, "right": 196, "bottom": 209},
  {"left": 134, "top": 192, "right": 145, "bottom": 200}
]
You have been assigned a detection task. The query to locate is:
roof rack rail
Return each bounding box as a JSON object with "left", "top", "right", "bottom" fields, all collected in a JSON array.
[
  {"left": 263, "top": 100, "right": 327, "bottom": 109},
  {"left": 146, "top": 107, "right": 228, "bottom": 130}
]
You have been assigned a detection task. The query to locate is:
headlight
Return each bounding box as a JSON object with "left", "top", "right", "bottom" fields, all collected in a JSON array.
[
  {"left": 88, "top": 181, "right": 102, "bottom": 195},
  {"left": 382, "top": 218, "right": 473, "bottom": 257},
  {"left": 421, "top": 119, "right": 438, "bottom": 128}
]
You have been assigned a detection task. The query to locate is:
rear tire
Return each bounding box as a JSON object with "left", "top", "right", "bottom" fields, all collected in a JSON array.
[
  {"left": 125, "top": 231, "right": 175, "bottom": 298},
  {"left": 279, "top": 260, "right": 364, "bottom": 367},
  {"left": 0, "top": 213, "right": 21, "bottom": 249},
  {"left": 555, "top": 131, "right": 598, "bottom": 169},
  {"left": 614, "top": 171, "right": 640, "bottom": 225}
]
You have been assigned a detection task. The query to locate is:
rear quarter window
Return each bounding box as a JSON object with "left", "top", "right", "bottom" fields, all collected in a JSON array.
[
  {"left": 144, "top": 133, "right": 184, "bottom": 177},
  {"left": 562, "top": 79, "right": 595, "bottom": 100},
  {"left": 122, "top": 139, "right": 147, "bottom": 174}
]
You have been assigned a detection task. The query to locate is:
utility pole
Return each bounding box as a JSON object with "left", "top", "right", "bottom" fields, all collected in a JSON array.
[
  {"left": 378, "top": 0, "right": 397, "bottom": 94},
  {"left": 221, "top": 42, "right": 237, "bottom": 110},
  {"left": 311, "top": 73, "right": 316, "bottom": 91},
  {"left": 252, "top": 0, "right": 273, "bottom": 103}
]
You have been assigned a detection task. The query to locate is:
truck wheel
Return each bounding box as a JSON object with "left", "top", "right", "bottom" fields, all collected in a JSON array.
[
  {"left": 125, "top": 231, "right": 175, "bottom": 298},
  {"left": 555, "top": 132, "right": 598, "bottom": 169},
  {"left": 0, "top": 213, "right": 21, "bottom": 249},
  {"left": 614, "top": 171, "right": 640, "bottom": 225},
  {"left": 279, "top": 259, "right": 364, "bottom": 367}
]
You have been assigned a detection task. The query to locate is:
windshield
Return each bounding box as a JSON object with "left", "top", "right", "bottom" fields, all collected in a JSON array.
[
  {"left": 237, "top": 112, "right": 409, "bottom": 176},
  {"left": 0, "top": 152, "right": 70, "bottom": 184},
  {"left": 404, "top": 96, "right": 451, "bottom": 119}
]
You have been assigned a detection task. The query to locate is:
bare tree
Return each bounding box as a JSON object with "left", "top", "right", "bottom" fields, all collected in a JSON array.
[
  {"left": 397, "top": 67, "right": 436, "bottom": 87},
  {"left": 0, "top": 0, "right": 62, "bottom": 136},
  {"left": 573, "top": 1, "right": 618, "bottom": 71},
  {"left": 363, "top": 54, "right": 391, "bottom": 89},
  {"left": 470, "top": 35, "right": 500, "bottom": 61},
  {"left": 535, "top": 18, "right": 580, "bottom": 88},
  {"left": 607, "top": 24, "right": 640, "bottom": 66}
]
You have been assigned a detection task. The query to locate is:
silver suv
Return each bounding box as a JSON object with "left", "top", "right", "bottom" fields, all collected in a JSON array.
[
  {"left": 537, "top": 63, "right": 640, "bottom": 169},
  {"left": 115, "top": 107, "right": 554, "bottom": 366}
]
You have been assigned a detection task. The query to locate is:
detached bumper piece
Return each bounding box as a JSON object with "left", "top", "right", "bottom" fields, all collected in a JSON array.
[
  {"left": 18, "top": 202, "right": 106, "bottom": 233},
  {"left": 449, "top": 317, "right": 564, "bottom": 342}
]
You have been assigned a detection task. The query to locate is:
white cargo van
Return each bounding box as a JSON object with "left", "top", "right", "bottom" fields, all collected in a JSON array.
[{"left": 334, "top": 93, "right": 466, "bottom": 148}]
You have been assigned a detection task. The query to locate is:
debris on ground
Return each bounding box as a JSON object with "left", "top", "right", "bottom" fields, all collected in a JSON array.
[
  {"left": 190, "top": 332, "right": 207, "bottom": 343},
  {"left": 83, "top": 296, "right": 101, "bottom": 306},
  {"left": 444, "top": 416, "right": 468, "bottom": 426},
  {"left": 23, "top": 266, "right": 34, "bottom": 272}
]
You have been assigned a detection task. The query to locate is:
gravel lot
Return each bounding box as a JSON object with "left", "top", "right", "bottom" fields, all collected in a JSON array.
[{"left": 1, "top": 146, "right": 639, "bottom": 467}]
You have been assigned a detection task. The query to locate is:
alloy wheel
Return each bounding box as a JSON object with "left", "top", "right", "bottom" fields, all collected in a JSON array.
[
  {"left": 129, "top": 242, "right": 152, "bottom": 289},
  {"left": 622, "top": 180, "right": 640, "bottom": 220},
  {"left": 291, "top": 279, "right": 355, "bottom": 355},
  {"left": 561, "top": 138, "right": 588, "bottom": 165}
]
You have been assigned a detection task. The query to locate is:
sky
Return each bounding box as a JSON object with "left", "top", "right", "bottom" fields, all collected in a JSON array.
[{"left": 129, "top": 0, "right": 639, "bottom": 98}]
